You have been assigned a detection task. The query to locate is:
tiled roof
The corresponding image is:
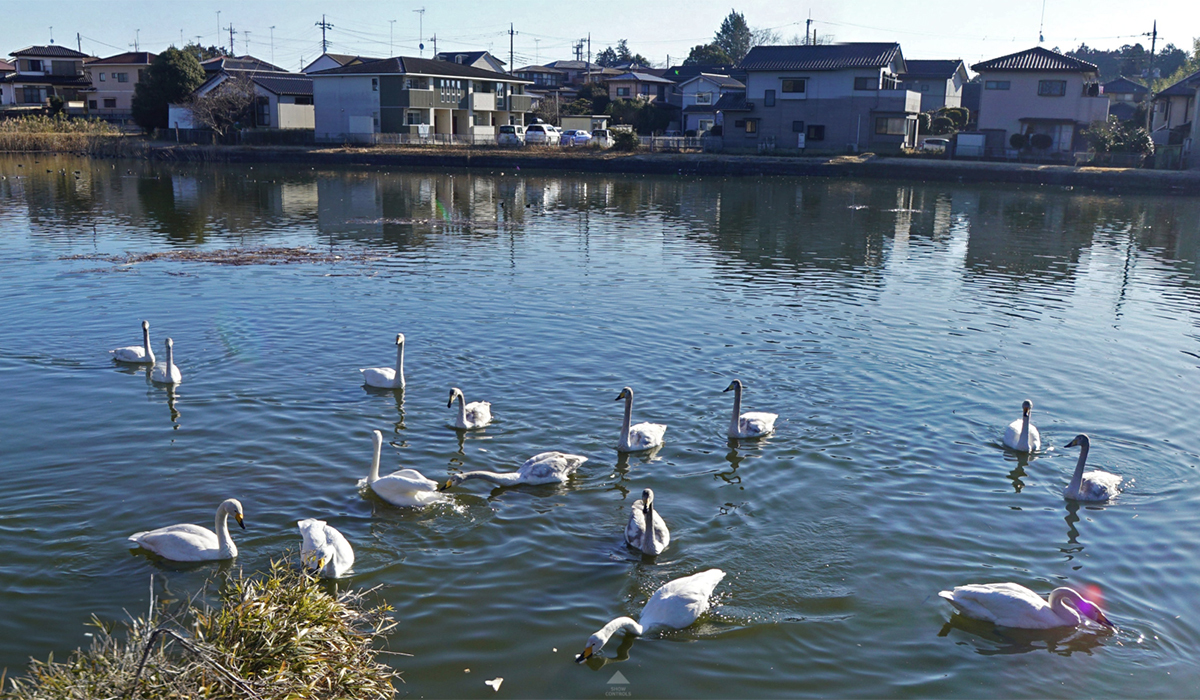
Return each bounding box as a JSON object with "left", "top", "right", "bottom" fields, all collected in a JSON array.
[
  {"left": 312, "top": 56, "right": 529, "bottom": 82},
  {"left": 971, "top": 46, "right": 1097, "bottom": 73},
  {"left": 515, "top": 65, "right": 564, "bottom": 74},
  {"left": 251, "top": 74, "right": 313, "bottom": 96},
  {"left": 0, "top": 60, "right": 14, "bottom": 72},
  {"left": 609, "top": 71, "right": 675, "bottom": 84},
  {"left": 87, "top": 52, "right": 156, "bottom": 66},
  {"left": 1102, "top": 77, "right": 1148, "bottom": 95},
  {"left": 12, "top": 45, "right": 92, "bottom": 58},
  {"left": 201, "top": 55, "right": 287, "bottom": 73},
  {"left": 900, "top": 59, "right": 964, "bottom": 79},
  {"left": 434, "top": 50, "right": 504, "bottom": 66},
  {"left": 712, "top": 90, "right": 750, "bottom": 111},
  {"left": 739, "top": 43, "right": 901, "bottom": 71},
  {"left": 0, "top": 73, "right": 91, "bottom": 86},
  {"left": 679, "top": 73, "right": 744, "bottom": 89},
  {"left": 1155, "top": 69, "right": 1200, "bottom": 97}
]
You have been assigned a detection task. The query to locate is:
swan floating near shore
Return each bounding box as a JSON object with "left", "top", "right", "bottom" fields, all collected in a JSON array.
[
  {"left": 360, "top": 333, "right": 405, "bottom": 389},
  {"left": 111, "top": 320, "right": 155, "bottom": 364},
  {"left": 128, "top": 498, "right": 244, "bottom": 561},
  {"left": 939, "top": 582, "right": 1113, "bottom": 629}
]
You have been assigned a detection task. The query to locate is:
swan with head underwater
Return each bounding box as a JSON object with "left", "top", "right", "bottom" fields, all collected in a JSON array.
[
  {"left": 150, "top": 337, "right": 181, "bottom": 385},
  {"left": 939, "top": 582, "right": 1113, "bottom": 629},
  {"left": 615, "top": 386, "right": 667, "bottom": 452},
  {"left": 360, "top": 430, "right": 444, "bottom": 506},
  {"left": 360, "top": 333, "right": 405, "bottom": 389},
  {"left": 724, "top": 379, "right": 777, "bottom": 439},
  {"left": 1062, "top": 433, "right": 1122, "bottom": 501},
  {"left": 1003, "top": 399, "right": 1041, "bottom": 452},
  {"left": 576, "top": 569, "right": 725, "bottom": 663},
  {"left": 440, "top": 451, "right": 588, "bottom": 490},
  {"left": 625, "top": 488, "right": 670, "bottom": 555},
  {"left": 110, "top": 320, "right": 155, "bottom": 364},
  {"left": 448, "top": 387, "right": 492, "bottom": 429},
  {"left": 128, "top": 498, "right": 244, "bottom": 561},
  {"left": 297, "top": 518, "right": 355, "bottom": 578}
]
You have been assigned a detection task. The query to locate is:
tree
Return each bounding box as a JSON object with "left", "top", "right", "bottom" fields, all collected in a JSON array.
[
  {"left": 683, "top": 43, "right": 732, "bottom": 66},
  {"left": 596, "top": 39, "right": 650, "bottom": 68},
  {"left": 181, "top": 42, "right": 228, "bottom": 62},
  {"left": 576, "top": 82, "right": 610, "bottom": 114},
  {"left": 1083, "top": 117, "right": 1153, "bottom": 154},
  {"left": 596, "top": 46, "right": 619, "bottom": 67},
  {"left": 132, "top": 47, "right": 205, "bottom": 131},
  {"left": 714, "top": 10, "right": 754, "bottom": 63},
  {"left": 188, "top": 74, "right": 258, "bottom": 136}
]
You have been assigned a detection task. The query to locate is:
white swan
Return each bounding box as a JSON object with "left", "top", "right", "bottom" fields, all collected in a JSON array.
[
  {"left": 448, "top": 387, "right": 492, "bottom": 429},
  {"left": 1002, "top": 399, "right": 1041, "bottom": 452},
  {"left": 360, "top": 333, "right": 405, "bottom": 389},
  {"left": 150, "top": 337, "right": 181, "bottom": 385},
  {"left": 625, "top": 488, "right": 670, "bottom": 555},
  {"left": 724, "top": 379, "right": 777, "bottom": 439},
  {"left": 441, "top": 452, "right": 588, "bottom": 490},
  {"left": 615, "top": 387, "right": 667, "bottom": 452},
  {"left": 111, "top": 320, "right": 155, "bottom": 364},
  {"left": 576, "top": 569, "right": 725, "bottom": 663},
  {"left": 939, "top": 582, "right": 1113, "bottom": 629},
  {"left": 128, "top": 498, "right": 244, "bottom": 561},
  {"left": 359, "top": 430, "right": 444, "bottom": 507},
  {"left": 297, "top": 518, "right": 355, "bottom": 578},
  {"left": 1062, "top": 434, "right": 1123, "bottom": 501}
]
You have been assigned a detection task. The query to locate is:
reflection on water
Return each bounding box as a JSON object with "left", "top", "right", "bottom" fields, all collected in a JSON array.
[{"left": 938, "top": 614, "right": 1109, "bottom": 656}]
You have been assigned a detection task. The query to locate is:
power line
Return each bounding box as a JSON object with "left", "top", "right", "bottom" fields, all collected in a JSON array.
[{"left": 315, "top": 14, "right": 333, "bottom": 53}]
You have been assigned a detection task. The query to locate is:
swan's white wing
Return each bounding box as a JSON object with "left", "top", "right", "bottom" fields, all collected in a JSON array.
[
  {"left": 129, "top": 524, "right": 223, "bottom": 561},
  {"left": 625, "top": 499, "right": 647, "bottom": 546},
  {"left": 151, "top": 364, "right": 182, "bottom": 385},
  {"left": 370, "top": 469, "right": 445, "bottom": 507},
  {"left": 738, "top": 412, "right": 777, "bottom": 437},
  {"left": 939, "top": 583, "right": 1062, "bottom": 628},
  {"left": 519, "top": 452, "right": 587, "bottom": 484},
  {"left": 628, "top": 423, "right": 667, "bottom": 450},
  {"left": 360, "top": 367, "right": 399, "bottom": 388},
  {"left": 1002, "top": 418, "right": 1024, "bottom": 450},
  {"left": 1079, "top": 470, "right": 1122, "bottom": 501},
  {"left": 111, "top": 346, "right": 150, "bottom": 363},
  {"left": 1026, "top": 425, "right": 1041, "bottom": 451},
  {"left": 640, "top": 569, "right": 725, "bottom": 631},
  {"left": 299, "top": 519, "right": 355, "bottom": 577},
  {"left": 464, "top": 402, "right": 492, "bottom": 427},
  {"left": 650, "top": 511, "right": 671, "bottom": 554}
]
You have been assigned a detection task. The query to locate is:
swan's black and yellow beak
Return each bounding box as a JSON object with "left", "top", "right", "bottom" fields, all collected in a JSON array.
[
  {"left": 318, "top": 556, "right": 327, "bottom": 571},
  {"left": 235, "top": 513, "right": 245, "bottom": 529},
  {"left": 575, "top": 645, "right": 593, "bottom": 664},
  {"left": 439, "top": 480, "right": 453, "bottom": 492},
  {"left": 447, "top": 398, "right": 454, "bottom": 408},
  {"left": 1094, "top": 609, "right": 1115, "bottom": 628},
  {"left": 614, "top": 393, "right": 623, "bottom": 401}
]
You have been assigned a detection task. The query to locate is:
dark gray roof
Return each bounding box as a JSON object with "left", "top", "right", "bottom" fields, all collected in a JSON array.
[
  {"left": 87, "top": 51, "right": 156, "bottom": 66},
  {"left": 1155, "top": 70, "right": 1200, "bottom": 97},
  {"left": 971, "top": 47, "right": 1097, "bottom": 73},
  {"left": 0, "top": 73, "right": 91, "bottom": 86},
  {"left": 900, "top": 59, "right": 964, "bottom": 79},
  {"left": 251, "top": 74, "right": 313, "bottom": 96},
  {"left": 680, "top": 73, "right": 744, "bottom": 89},
  {"left": 515, "top": 65, "right": 564, "bottom": 75},
  {"left": 201, "top": 55, "right": 287, "bottom": 73},
  {"left": 12, "top": 45, "right": 91, "bottom": 58},
  {"left": 739, "top": 43, "right": 902, "bottom": 71},
  {"left": 312, "top": 56, "right": 528, "bottom": 82},
  {"left": 1102, "top": 77, "right": 1148, "bottom": 95},
  {"left": 609, "top": 71, "right": 675, "bottom": 84},
  {"left": 434, "top": 50, "right": 504, "bottom": 66},
  {"left": 1108, "top": 102, "right": 1138, "bottom": 120},
  {"left": 712, "top": 91, "right": 750, "bottom": 111}
]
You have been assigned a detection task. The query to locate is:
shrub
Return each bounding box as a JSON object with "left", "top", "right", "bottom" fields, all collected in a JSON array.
[
  {"left": 1029, "top": 133, "right": 1053, "bottom": 150},
  {"left": 939, "top": 107, "right": 969, "bottom": 129},
  {"left": 1009, "top": 133, "right": 1029, "bottom": 149},
  {"left": 930, "top": 116, "right": 955, "bottom": 134},
  {"left": 917, "top": 112, "right": 931, "bottom": 133},
  {"left": 612, "top": 130, "right": 639, "bottom": 151},
  {"left": 1083, "top": 118, "right": 1154, "bottom": 154}
]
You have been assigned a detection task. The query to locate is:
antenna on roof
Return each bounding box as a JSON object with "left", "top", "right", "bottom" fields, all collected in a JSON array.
[
  {"left": 50, "top": 26, "right": 54, "bottom": 44},
  {"left": 1038, "top": 0, "right": 1046, "bottom": 43}
]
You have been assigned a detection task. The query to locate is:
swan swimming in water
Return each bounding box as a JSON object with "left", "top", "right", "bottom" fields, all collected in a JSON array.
[
  {"left": 128, "top": 498, "right": 245, "bottom": 561},
  {"left": 1003, "top": 399, "right": 1041, "bottom": 453},
  {"left": 360, "top": 333, "right": 405, "bottom": 389},
  {"left": 576, "top": 569, "right": 725, "bottom": 663},
  {"left": 150, "top": 337, "right": 182, "bottom": 385},
  {"left": 297, "top": 518, "right": 355, "bottom": 578},
  {"left": 448, "top": 387, "right": 492, "bottom": 429},
  {"left": 1062, "top": 433, "right": 1123, "bottom": 501},
  {"left": 441, "top": 452, "right": 588, "bottom": 490},
  {"left": 724, "top": 379, "right": 777, "bottom": 439},
  {"left": 359, "top": 430, "right": 444, "bottom": 507},
  {"left": 939, "top": 582, "right": 1113, "bottom": 629},
  {"left": 615, "top": 387, "right": 667, "bottom": 452},
  {"left": 625, "top": 488, "right": 670, "bottom": 555},
  {"left": 111, "top": 320, "right": 155, "bottom": 364}
]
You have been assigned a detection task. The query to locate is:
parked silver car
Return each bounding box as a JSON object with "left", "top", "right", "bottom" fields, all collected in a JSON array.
[
  {"left": 525, "top": 124, "right": 560, "bottom": 145},
  {"left": 497, "top": 124, "right": 526, "bottom": 146},
  {"left": 590, "top": 129, "right": 614, "bottom": 148},
  {"left": 561, "top": 129, "right": 592, "bottom": 146}
]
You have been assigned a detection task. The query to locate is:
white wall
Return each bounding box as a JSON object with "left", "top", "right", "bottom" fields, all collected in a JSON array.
[
  {"left": 278, "top": 103, "right": 315, "bottom": 129},
  {"left": 977, "top": 70, "right": 1108, "bottom": 138},
  {"left": 745, "top": 67, "right": 891, "bottom": 101},
  {"left": 167, "top": 103, "right": 194, "bottom": 129},
  {"left": 313, "top": 76, "right": 378, "bottom": 142}
]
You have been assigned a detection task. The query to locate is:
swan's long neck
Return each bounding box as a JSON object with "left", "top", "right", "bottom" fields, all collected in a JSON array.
[
  {"left": 729, "top": 384, "right": 743, "bottom": 434},
  {"left": 165, "top": 342, "right": 174, "bottom": 371},
  {"left": 395, "top": 342, "right": 405, "bottom": 383},
  {"left": 597, "top": 616, "right": 644, "bottom": 646},
  {"left": 214, "top": 508, "right": 235, "bottom": 557},
  {"left": 642, "top": 501, "right": 657, "bottom": 552},
  {"left": 1019, "top": 412, "right": 1031, "bottom": 449},
  {"left": 142, "top": 325, "right": 154, "bottom": 361},
  {"left": 1066, "top": 439, "right": 1090, "bottom": 497},
  {"left": 1048, "top": 588, "right": 1084, "bottom": 625},
  {"left": 459, "top": 470, "right": 523, "bottom": 486},
  {"left": 455, "top": 393, "right": 468, "bottom": 426},
  {"left": 620, "top": 394, "right": 634, "bottom": 445},
  {"left": 367, "top": 438, "right": 382, "bottom": 484}
]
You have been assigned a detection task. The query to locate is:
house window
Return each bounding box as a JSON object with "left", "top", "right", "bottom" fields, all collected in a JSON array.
[
  {"left": 21, "top": 87, "right": 42, "bottom": 104},
  {"left": 854, "top": 77, "right": 878, "bottom": 90},
  {"left": 745, "top": 119, "right": 757, "bottom": 135},
  {"left": 984, "top": 80, "right": 1010, "bottom": 90},
  {"left": 875, "top": 117, "right": 906, "bottom": 135},
  {"left": 98, "top": 72, "right": 106, "bottom": 82},
  {"left": 617, "top": 87, "right": 630, "bottom": 96},
  {"left": 407, "top": 111, "right": 422, "bottom": 125},
  {"left": 372, "top": 78, "right": 379, "bottom": 91},
  {"left": 103, "top": 98, "right": 117, "bottom": 108},
  {"left": 1038, "top": 80, "right": 1066, "bottom": 96},
  {"left": 734, "top": 119, "right": 745, "bottom": 128},
  {"left": 88, "top": 99, "right": 97, "bottom": 109},
  {"left": 695, "top": 92, "right": 712, "bottom": 105},
  {"left": 138, "top": 69, "right": 143, "bottom": 81},
  {"left": 792, "top": 120, "right": 805, "bottom": 132},
  {"left": 640, "top": 84, "right": 650, "bottom": 96},
  {"left": 781, "top": 78, "right": 806, "bottom": 93},
  {"left": 256, "top": 96, "right": 270, "bottom": 126},
  {"left": 806, "top": 124, "right": 825, "bottom": 141},
  {"left": 294, "top": 95, "right": 313, "bottom": 105},
  {"left": 26, "top": 59, "right": 43, "bottom": 71},
  {"left": 764, "top": 89, "right": 776, "bottom": 107},
  {"left": 116, "top": 73, "right": 129, "bottom": 83}
]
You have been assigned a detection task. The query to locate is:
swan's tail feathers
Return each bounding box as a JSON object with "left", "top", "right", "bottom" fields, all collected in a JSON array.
[
  {"left": 128, "top": 531, "right": 150, "bottom": 544},
  {"left": 938, "top": 590, "right": 955, "bottom": 602}
]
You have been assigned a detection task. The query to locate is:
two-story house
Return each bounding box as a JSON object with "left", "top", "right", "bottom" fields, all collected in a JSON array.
[
  {"left": 303, "top": 53, "right": 383, "bottom": 74},
  {"left": 514, "top": 65, "right": 566, "bottom": 89},
  {"left": 678, "top": 73, "right": 744, "bottom": 134},
  {"left": 169, "top": 55, "right": 314, "bottom": 130},
  {"left": 542, "top": 60, "right": 621, "bottom": 86},
  {"left": 1150, "top": 69, "right": 1200, "bottom": 145},
  {"left": 971, "top": 46, "right": 1107, "bottom": 155},
  {"left": 724, "top": 43, "right": 920, "bottom": 152},
  {"left": 434, "top": 50, "right": 506, "bottom": 74},
  {"left": 84, "top": 51, "right": 155, "bottom": 122},
  {"left": 311, "top": 56, "right": 532, "bottom": 143},
  {"left": 899, "top": 59, "right": 968, "bottom": 112},
  {"left": 1102, "top": 77, "right": 1149, "bottom": 121},
  {"left": 606, "top": 71, "right": 675, "bottom": 103},
  {"left": 0, "top": 60, "right": 13, "bottom": 104},
  {"left": 0, "top": 45, "right": 93, "bottom": 108}
]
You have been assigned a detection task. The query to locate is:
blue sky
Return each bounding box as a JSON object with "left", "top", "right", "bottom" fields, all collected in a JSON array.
[{"left": 3, "top": 0, "right": 1195, "bottom": 73}]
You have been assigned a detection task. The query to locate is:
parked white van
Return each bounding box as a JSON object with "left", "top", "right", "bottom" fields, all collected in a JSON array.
[{"left": 497, "top": 124, "right": 526, "bottom": 146}]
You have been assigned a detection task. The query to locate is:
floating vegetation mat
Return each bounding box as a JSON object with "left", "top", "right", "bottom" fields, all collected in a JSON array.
[{"left": 62, "top": 247, "right": 384, "bottom": 267}]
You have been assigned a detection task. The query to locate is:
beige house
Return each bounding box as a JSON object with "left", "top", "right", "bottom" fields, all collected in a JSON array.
[
  {"left": 606, "top": 71, "right": 675, "bottom": 103},
  {"left": 899, "top": 59, "right": 968, "bottom": 112},
  {"left": 84, "top": 51, "right": 155, "bottom": 122},
  {"left": 972, "top": 46, "right": 1108, "bottom": 155},
  {"left": 1, "top": 45, "right": 93, "bottom": 108}
]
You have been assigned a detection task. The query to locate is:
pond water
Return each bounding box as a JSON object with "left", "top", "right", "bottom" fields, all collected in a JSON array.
[{"left": 2, "top": 155, "right": 1200, "bottom": 698}]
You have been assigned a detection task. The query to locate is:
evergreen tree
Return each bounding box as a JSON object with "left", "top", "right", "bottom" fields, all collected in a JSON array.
[
  {"left": 683, "top": 43, "right": 733, "bottom": 66},
  {"left": 714, "top": 10, "right": 753, "bottom": 63},
  {"left": 132, "top": 48, "right": 206, "bottom": 131}
]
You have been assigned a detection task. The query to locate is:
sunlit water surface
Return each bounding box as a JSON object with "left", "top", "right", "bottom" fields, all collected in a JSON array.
[{"left": 2, "top": 155, "right": 1200, "bottom": 697}]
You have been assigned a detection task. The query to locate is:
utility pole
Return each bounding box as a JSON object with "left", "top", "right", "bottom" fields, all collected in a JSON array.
[
  {"left": 587, "top": 34, "right": 591, "bottom": 84},
  {"left": 244, "top": 30, "right": 251, "bottom": 55},
  {"left": 806, "top": 16, "right": 812, "bottom": 45},
  {"left": 413, "top": 7, "right": 425, "bottom": 56},
  {"left": 270, "top": 26, "right": 275, "bottom": 64},
  {"left": 77, "top": 33, "right": 82, "bottom": 53},
  {"left": 49, "top": 26, "right": 54, "bottom": 44},
  {"left": 216, "top": 11, "right": 221, "bottom": 51},
  {"left": 315, "top": 14, "right": 333, "bottom": 53},
  {"left": 509, "top": 24, "right": 516, "bottom": 74},
  {"left": 534, "top": 38, "right": 540, "bottom": 63},
  {"left": 180, "top": 29, "right": 184, "bottom": 47},
  {"left": 227, "top": 25, "right": 237, "bottom": 55},
  {"left": 389, "top": 19, "right": 396, "bottom": 56},
  {"left": 431, "top": 34, "right": 437, "bottom": 56}
]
